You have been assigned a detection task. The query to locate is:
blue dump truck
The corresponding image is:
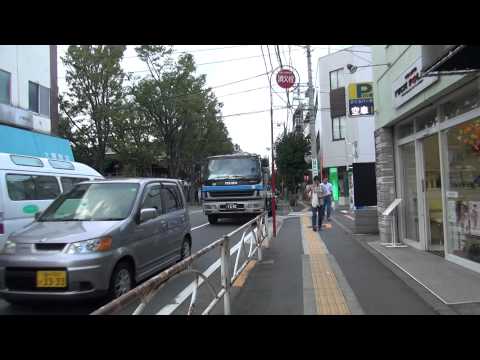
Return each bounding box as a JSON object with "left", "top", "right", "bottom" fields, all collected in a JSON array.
[{"left": 202, "top": 152, "right": 272, "bottom": 224}]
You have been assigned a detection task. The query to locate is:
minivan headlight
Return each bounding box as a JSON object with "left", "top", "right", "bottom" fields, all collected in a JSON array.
[
  {"left": 65, "top": 236, "right": 112, "bottom": 254},
  {"left": 1, "top": 239, "right": 16, "bottom": 255}
]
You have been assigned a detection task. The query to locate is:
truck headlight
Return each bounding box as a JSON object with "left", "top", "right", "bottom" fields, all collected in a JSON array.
[
  {"left": 1, "top": 239, "right": 16, "bottom": 255},
  {"left": 65, "top": 236, "right": 112, "bottom": 254}
]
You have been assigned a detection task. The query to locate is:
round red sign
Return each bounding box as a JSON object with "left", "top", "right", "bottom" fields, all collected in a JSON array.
[{"left": 276, "top": 69, "right": 296, "bottom": 89}]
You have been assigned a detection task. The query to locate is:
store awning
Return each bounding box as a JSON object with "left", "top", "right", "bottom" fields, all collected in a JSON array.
[
  {"left": 0, "top": 124, "right": 74, "bottom": 161},
  {"left": 421, "top": 45, "right": 480, "bottom": 76}
]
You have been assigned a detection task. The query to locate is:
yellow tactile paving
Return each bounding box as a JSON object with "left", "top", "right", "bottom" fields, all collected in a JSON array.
[
  {"left": 232, "top": 260, "right": 257, "bottom": 288},
  {"left": 301, "top": 215, "right": 350, "bottom": 315}
]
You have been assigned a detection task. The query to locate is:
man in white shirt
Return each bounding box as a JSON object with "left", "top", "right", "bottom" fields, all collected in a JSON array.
[
  {"left": 307, "top": 176, "right": 327, "bottom": 231},
  {"left": 321, "top": 177, "right": 333, "bottom": 221}
]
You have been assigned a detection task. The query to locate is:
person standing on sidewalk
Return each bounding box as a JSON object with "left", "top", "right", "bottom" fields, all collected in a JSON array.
[
  {"left": 308, "top": 176, "right": 327, "bottom": 231},
  {"left": 321, "top": 177, "right": 333, "bottom": 221}
]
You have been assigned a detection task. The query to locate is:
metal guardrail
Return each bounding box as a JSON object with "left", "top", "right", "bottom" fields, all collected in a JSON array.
[{"left": 91, "top": 212, "right": 269, "bottom": 315}]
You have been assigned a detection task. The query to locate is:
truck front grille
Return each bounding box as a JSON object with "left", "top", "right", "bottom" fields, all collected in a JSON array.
[{"left": 209, "top": 191, "right": 255, "bottom": 198}]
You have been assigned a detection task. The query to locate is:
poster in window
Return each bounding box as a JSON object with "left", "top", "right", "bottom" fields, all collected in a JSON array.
[
  {"left": 456, "top": 201, "right": 470, "bottom": 235},
  {"left": 469, "top": 201, "right": 480, "bottom": 236},
  {"left": 447, "top": 200, "right": 457, "bottom": 223}
]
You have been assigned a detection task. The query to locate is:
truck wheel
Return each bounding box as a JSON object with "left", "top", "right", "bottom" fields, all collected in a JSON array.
[{"left": 208, "top": 215, "right": 218, "bottom": 224}]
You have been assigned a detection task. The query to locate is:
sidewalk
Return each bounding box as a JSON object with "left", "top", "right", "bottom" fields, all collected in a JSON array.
[
  {"left": 230, "top": 205, "right": 442, "bottom": 315},
  {"left": 332, "top": 210, "right": 480, "bottom": 314}
]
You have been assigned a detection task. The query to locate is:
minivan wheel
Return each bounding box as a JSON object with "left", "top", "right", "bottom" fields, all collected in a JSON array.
[
  {"left": 109, "top": 262, "right": 134, "bottom": 300},
  {"left": 179, "top": 237, "right": 192, "bottom": 261},
  {"left": 208, "top": 215, "right": 218, "bottom": 224}
]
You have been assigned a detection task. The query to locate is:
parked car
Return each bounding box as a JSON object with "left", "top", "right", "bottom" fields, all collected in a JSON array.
[
  {"left": 0, "top": 178, "right": 191, "bottom": 304},
  {"left": 0, "top": 153, "right": 104, "bottom": 251}
]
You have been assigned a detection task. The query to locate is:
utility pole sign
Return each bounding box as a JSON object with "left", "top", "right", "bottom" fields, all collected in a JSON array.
[
  {"left": 276, "top": 69, "right": 296, "bottom": 89},
  {"left": 312, "top": 158, "right": 319, "bottom": 177}
]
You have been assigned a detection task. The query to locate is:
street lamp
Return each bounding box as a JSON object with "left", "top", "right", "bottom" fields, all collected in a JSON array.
[{"left": 346, "top": 63, "right": 391, "bottom": 74}]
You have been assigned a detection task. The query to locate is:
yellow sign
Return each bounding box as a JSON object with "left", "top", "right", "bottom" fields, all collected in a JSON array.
[
  {"left": 348, "top": 82, "right": 373, "bottom": 100},
  {"left": 348, "top": 82, "right": 374, "bottom": 116}
]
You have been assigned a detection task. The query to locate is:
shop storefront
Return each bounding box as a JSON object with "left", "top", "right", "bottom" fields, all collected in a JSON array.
[{"left": 394, "top": 77, "right": 480, "bottom": 272}]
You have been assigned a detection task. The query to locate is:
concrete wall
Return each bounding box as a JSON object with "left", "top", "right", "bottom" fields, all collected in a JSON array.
[
  {"left": 314, "top": 45, "right": 375, "bottom": 168},
  {"left": 0, "top": 45, "right": 52, "bottom": 133}
]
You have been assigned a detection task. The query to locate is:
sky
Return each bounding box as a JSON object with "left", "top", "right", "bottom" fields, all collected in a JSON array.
[{"left": 57, "top": 45, "right": 351, "bottom": 161}]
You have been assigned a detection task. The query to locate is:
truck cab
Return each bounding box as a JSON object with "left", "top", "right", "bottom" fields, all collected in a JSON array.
[{"left": 201, "top": 153, "right": 271, "bottom": 224}]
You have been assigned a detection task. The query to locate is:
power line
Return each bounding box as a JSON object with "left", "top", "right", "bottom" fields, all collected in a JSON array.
[
  {"left": 173, "top": 45, "right": 247, "bottom": 53},
  {"left": 124, "top": 47, "right": 308, "bottom": 69},
  {"left": 123, "top": 45, "right": 248, "bottom": 59},
  {"left": 266, "top": 45, "right": 274, "bottom": 71},
  {"left": 216, "top": 86, "right": 269, "bottom": 98},
  {"left": 222, "top": 106, "right": 289, "bottom": 118}
]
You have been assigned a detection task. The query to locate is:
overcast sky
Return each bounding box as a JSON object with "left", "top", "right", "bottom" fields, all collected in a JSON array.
[{"left": 57, "top": 45, "right": 351, "bottom": 160}]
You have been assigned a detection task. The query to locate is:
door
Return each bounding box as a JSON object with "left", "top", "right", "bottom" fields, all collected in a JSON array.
[
  {"left": 420, "top": 135, "right": 444, "bottom": 252},
  {"left": 161, "top": 182, "right": 187, "bottom": 261},
  {"left": 134, "top": 183, "right": 168, "bottom": 277},
  {"left": 399, "top": 142, "right": 421, "bottom": 245}
]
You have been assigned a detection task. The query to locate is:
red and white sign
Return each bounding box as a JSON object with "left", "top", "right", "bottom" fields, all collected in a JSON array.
[{"left": 276, "top": 69, "right": 296, "bottom": 89}]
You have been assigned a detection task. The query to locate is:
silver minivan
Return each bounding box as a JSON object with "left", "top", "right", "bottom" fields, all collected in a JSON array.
[{"left": 0, "top": 178, "right": 192, "bottom": 304}]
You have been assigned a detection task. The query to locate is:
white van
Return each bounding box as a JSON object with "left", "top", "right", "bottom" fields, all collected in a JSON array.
[{"left": 0, "top": 153, "right": 103, "bottom": 249}]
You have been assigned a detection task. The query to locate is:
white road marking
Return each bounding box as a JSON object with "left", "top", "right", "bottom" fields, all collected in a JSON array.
[
  {"left": 191, "top": 223, "right": 209, "bottom": 231},
  {"left": 189, "top": 210, "right": 203, "bottom": 215},
  {"left": 156, "top": 236, "right": 246, "bottom": 315}
]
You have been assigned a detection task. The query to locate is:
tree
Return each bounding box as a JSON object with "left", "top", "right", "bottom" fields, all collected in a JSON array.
[
  {"left": 109, "top": 101, "right": 160, "bottom": 176},
  {"left": 132, "top": 45, "right": 233, "bottom": 178},
  {"left": 59, "top": 45, "right": 127, "bottom": 173},
  {"left": 275, "top": 132, "right": 309, "bottom": 194}
]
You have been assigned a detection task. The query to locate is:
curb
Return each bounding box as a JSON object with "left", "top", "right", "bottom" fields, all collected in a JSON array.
[{"left": 326, "top": 253, "right": 365, "bottom": 315}]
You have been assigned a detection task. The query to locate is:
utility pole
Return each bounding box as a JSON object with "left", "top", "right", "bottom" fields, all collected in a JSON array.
[
  {"left": 306, "top": 45, "right": 318, "bottom": 180},
  {"left": 269, "top": 73, "right": 277, "bottom": 238}
]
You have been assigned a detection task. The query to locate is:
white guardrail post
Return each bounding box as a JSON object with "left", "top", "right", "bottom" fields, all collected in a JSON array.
[
  {"left": 257, "top": 215, "right": 263, "bottom": 262},
  {"left": 220, "top": 234, "right": 231, "bottom": 315}
]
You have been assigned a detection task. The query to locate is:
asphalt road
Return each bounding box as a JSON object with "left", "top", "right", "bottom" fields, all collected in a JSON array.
[{"left": 0, "top": 207, "right": 254, "bottom": 315}]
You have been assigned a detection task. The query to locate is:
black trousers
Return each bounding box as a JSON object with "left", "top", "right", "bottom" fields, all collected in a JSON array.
[{"left": 311, "top": 205, "right": 324, "bottom": 230}]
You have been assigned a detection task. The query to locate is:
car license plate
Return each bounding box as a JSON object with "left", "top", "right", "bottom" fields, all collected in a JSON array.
[
  {"left": 36, "top": 271, "right": 67, "bottom": 288},
  {"left": 226, "top": 203, "right": 237, "bottom": 209}
]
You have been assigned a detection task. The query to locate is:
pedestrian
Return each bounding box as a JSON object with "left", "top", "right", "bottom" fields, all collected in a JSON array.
[
  {"left": 321, "top": 177, "right": 334, "bottom": 221},
  {"left": 307, "top": 176, "right": 327, "bottom": 231}
]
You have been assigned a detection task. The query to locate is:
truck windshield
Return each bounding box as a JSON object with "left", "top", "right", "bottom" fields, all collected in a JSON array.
[
  {"left": 39, "top": 183, "right": 139, "bottom": 221},
  {"left": 207, "top": 158, "right": 260, "bottom": 180}
]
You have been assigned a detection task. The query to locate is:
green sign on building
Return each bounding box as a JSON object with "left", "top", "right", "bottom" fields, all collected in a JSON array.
[{"left": 329, "top": 167, "right": 339, "bottom": 201}]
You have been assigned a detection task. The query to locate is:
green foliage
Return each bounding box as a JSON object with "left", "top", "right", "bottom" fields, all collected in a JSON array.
[
  {"left": 59, "top": 45, "right": 127, "bottom": 173},
  {"left": 131, "top": 45, "right": 233, "bottom": 178},
  {"left": 58, "top": 45, "right": 234, "bottom": 179},
  {"left": 275, "top": 132, "right": 309, "bottom": 192}
]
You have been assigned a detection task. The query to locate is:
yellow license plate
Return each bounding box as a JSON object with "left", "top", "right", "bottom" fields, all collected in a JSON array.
[{"left": 36, "top": 271, "right": 67, "bottom": 288}]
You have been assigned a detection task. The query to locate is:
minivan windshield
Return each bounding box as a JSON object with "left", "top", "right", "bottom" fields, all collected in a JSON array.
[{"left": 39, "top": 183, "right": 139, "bottom": 222}]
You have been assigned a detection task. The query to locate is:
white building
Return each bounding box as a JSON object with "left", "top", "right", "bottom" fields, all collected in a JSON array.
[
  {"left": 0, "top": 46, "right": 71, "bottom": 160},
  {"left": 0, "top": 45, "right": 58, "bottom": 134},
  {"left": 314, "top": 45, "right": 376, "bottom": 208}
]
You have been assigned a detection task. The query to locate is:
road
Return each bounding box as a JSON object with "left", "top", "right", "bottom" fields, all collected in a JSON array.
[{"left": 0, "top": 207, "right": 252, "bottom": 315}]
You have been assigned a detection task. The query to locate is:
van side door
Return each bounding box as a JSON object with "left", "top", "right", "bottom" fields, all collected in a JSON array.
[
  {"left": 134, "top": 183, "right": 168, "bottom": 278},
  {"left": 4, "top": 173, "right": 61, "bottom": 238},
  {"left": 160, "top": 182, "right": 187, "bottom": 262}
]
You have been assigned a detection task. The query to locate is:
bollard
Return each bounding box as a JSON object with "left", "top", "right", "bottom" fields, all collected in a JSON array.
[{"left": 220, "top": 235, "right": 231, "bottom": 315}]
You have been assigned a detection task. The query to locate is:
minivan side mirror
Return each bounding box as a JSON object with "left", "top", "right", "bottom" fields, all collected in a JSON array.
[
  {"left": 34, "top": 211, "right": 42, "bottom": 221},
  {"left": 139, "top": 208, "right": 157, "bottom": 223}
]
